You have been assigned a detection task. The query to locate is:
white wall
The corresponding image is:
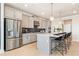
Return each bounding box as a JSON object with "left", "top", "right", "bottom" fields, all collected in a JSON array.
[{"left": 61, "top": 14, "right": 79, "bottom": 42}]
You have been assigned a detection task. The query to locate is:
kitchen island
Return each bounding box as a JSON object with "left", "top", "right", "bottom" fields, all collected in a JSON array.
[{"left": 37, "top": 33, "right": 63, "bottom": 55}]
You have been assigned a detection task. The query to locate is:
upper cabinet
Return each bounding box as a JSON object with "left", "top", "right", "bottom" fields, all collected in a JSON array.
[
  {"left": 38, "top": 18, "right": 47, "bottom": 28},
  {"left": 42, "top": 20, "right": 46, "bottom": 28},
  {"left": 4, "top": 5, "right": 50, "bottom": 29},
  {"left": 28, "top": 17, "right": 34, "bottom": 28},
  {"left": 34, "top": 17, "right": 48, "bottom": 28},
  {"left": 22, "top": 15, "right": 34, "bottom": 28},
  {"left": 4, "top": 5, "right": 22, "bottom": 20},
  {"left": 22, "top": 14, "right": 29, "bottom": 28},
  {"left": 4, "top": 5, "right": 15, "bottom": 19},
  {"left": 38, "top": 18, "right": 42, "bottom": 28},
  {"left": 14, "top": 9, "right": 22, "bottom": 20}
]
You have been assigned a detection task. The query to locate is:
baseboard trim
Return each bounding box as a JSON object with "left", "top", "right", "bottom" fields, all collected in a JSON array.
[
  {"left": 72, "top": 40, "right": 79, "bottom": 42},
  {"left": 22, "top": 41, "right": 36, "bottom": 46}
]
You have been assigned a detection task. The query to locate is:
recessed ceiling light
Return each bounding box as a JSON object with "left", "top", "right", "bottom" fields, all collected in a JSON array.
[
  {"left": 25, "top": 4, "right": 28, "bottom": 7},
  {"left": 72, "top": 3, "right": 76, "bottom": 5},
  {"left": 73, "top": 11, "right": 77, "bottom": 14},
  {"left": 50, "top": 17, "right": 54, "bottom": 21},
  {"left": 41, "top": 12, "right": 45, "bottom": 15}
]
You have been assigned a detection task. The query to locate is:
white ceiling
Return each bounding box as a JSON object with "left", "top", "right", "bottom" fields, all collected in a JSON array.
[{"left": 6, "top": 3, "right": 79, "bottom": 19}]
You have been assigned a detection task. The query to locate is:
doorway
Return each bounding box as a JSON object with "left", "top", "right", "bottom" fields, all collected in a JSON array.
[{"left": 63, "top": 19, "right": 72, "bottom": 33}]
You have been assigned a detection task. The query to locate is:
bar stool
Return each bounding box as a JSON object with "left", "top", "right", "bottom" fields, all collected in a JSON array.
[
  {"left": 67, "top": 32, "right": 72, "bottom": 50},
  {"left": 50, "top": 34, "right": 67, "bottom": 55}
]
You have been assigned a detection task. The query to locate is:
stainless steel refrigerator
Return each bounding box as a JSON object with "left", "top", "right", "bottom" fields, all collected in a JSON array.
[{"left": 4, "top": 18, "right": 21, "bottom": 51}]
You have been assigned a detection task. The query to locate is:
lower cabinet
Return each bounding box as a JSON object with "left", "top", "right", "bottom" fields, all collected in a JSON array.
[
  {"left": 23, "top": 34, "right": 30, "bottom": 44},
  {"left": 30, "top": 33, "right": 37, "bottom": 42},
  {"left": 22, "top": 33, "right": 37, "bottom": 45}
]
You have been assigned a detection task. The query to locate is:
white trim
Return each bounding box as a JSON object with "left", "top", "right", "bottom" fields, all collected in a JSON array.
[
  {"left": 72, "top": 39, "right": 79, "bottom": 42},
  {"left": 1, "top": 3, "right": 4, "bottom": 53}
]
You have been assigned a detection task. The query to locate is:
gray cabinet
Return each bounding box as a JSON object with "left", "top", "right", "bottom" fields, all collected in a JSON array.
[
  {"left": 22, "top": 34, "right": 30, "bottom": 44},
  {"left": 30, "top": 33, "right": 37, "bottom": 42},
  {"left": 22, "top": 33, "right": 37, "bottom": 45}
]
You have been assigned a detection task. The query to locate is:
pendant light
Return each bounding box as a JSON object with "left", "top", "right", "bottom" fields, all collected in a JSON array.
[{"left": 50, "top": 3, "right": 54, "bottom": 21}]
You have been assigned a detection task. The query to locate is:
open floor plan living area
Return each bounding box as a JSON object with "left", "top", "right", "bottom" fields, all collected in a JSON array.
[{"left": 0, "top": 3, "right": 79, "bottom": 56}]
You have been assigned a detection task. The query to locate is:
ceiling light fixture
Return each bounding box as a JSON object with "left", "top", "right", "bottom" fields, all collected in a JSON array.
[
  {"left": 50, "top": 3, "right": 54, "bottom": 21},
  {"left": 25, "top": 4, "right": 28, "bottom": 7},
  {"left": 41, "top": 12, "right": 45, "bottom": 15},
  {"left": 73, "top": 11, "right": 77, "bottom": 14},
  {"left": 72, "top": 3, "right": 76, "bottom": 5},
  {"left": 50, "top": 17, "right": 54, "bottom": 21}
]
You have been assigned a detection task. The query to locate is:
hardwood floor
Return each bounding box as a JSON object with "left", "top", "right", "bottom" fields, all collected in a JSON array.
[{"left": 0, "top": 41, "right": 79, "bottom": 56}]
